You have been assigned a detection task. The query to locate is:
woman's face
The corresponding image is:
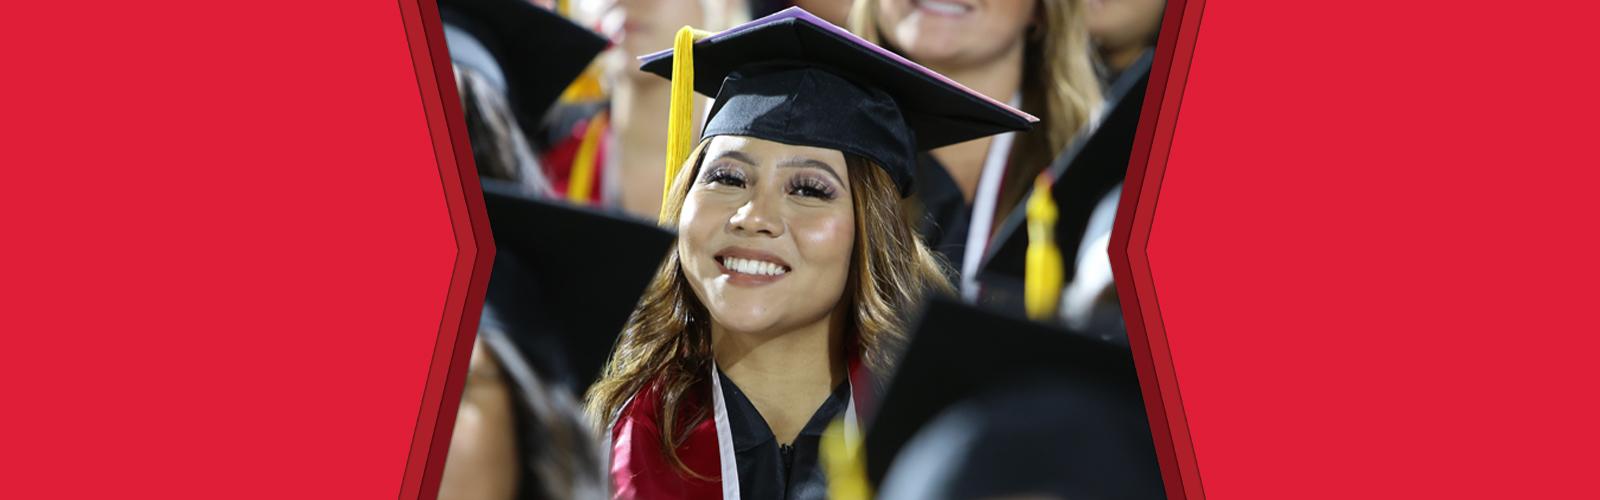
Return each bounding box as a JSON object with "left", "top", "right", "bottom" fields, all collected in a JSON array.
[
  {"left": 437, "top": 338, "right": 518, "bottom": 500},
  {"left": 678, "top": 136, "right": 856, "bottom": 335},
  {"left": 876, "top": 0, "right": 1037, "bottom": 69}
]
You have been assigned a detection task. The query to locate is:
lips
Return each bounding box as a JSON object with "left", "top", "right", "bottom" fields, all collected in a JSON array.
[
  {"left": 914, "top": 0, "right": 974, "bottom": 16},
  {"left": 713, "top": 248, "right": 792, "bottom": 285}
]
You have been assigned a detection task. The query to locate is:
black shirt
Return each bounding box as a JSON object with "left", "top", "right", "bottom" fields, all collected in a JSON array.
[{"left": 717, "top": 369, "right": 851, "bottom": 500}]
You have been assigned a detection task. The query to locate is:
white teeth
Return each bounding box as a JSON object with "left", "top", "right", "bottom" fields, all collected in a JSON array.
[
  {"left": 723, "top": 257, "right": 787, "bottom": 276},
  {"left": 918, "top": 0, "right": 969, "bottom": 15}
]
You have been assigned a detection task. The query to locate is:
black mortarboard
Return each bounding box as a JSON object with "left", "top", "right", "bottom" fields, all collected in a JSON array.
[
  {"left": 440, "top": 0, "right": 607, "bottom": 128},
  {"left": 637, "top": 7, "right": 1036, "bottom": 197},
  {"left": 863, "top": 296, "right": 1160, "bottom": 493},
  {"left": 975, "top": 55, "right": 1152, "bottom": 314},
  {"left": 478, "top": 179, "right": 676, "bottom": 395},
  {"left": 876, "top": 379, "right": 1166, "bottom": 500}
]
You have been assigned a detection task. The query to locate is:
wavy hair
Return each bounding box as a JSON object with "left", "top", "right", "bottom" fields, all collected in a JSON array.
[
  {"left": 849, "top": 0, "right": 1104, "bottom": 228},
  {"left": 584, "top": 139, "right": 953, "bottom": 475}
]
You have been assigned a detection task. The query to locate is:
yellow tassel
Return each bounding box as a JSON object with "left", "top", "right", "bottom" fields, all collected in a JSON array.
[
  {"left": 556, "top": 0, "right": 570, "bottom": 17},
  {"left": 1025, "top": 175, "right": 1064, "bottom": 321},
  {"left": 659, "top": 25, "right": 712, "bottom": 222},
  {"left": 820, "top": 418, "right": 872, "bottom": 500},
  {"left": 566, "top": 112, "right": 607, "bottom": 203},
  {"left": 557, "top": 63, "right": 606, "bottom": 103}
]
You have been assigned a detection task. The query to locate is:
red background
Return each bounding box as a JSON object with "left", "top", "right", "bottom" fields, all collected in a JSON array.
[
  {"left": 0, "top": 1, "right": 486, "bottom": 498},
  {"left": 1119, "top": 0, "right": 1600, "bottom": 498},
  {"left": 3, "top": 0, "right": 1599, "bottom": 498}
]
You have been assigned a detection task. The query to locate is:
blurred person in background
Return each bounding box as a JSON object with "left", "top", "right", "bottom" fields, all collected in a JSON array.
[
  {"left": 445, "top": 5, "right": 560, "bottom": 195},
  {"left": 741, "top": 0, "right": 849, "bottom": 24},
  {"left": 436, "top": 1, "right": 614, "bottom": 499},
  {"left": 1059, "top": 0, "right": 1162, "bottom": 337},
  {"left": 850, "top": 0, "right": 1103, "bottom": 294},
  {"left": 540, "top": 0, "right": 747, "bottom": 219},
  {"left": 793, "top": 0, "right": 852, "bottom": 25},
  {"left": 439, "top": 332, "right": 607, "bottom": 500},
  {"left": 1085, "top": 0, "right": 1163, "bottom": 83}
]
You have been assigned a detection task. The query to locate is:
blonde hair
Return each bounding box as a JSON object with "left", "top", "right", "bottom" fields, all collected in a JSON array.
[
  {"left": 849, "top": 0, "right": 1104, "bottom": 228},
  {"left": 585, "top": 139, "right": 953, "bottom": 475}
]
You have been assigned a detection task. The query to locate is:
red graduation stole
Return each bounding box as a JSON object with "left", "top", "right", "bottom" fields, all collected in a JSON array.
[{"left": 608, "top": 358, "right": 874, "bottom": 500}]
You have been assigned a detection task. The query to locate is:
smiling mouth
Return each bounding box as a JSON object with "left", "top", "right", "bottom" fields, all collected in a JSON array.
[
  {"left": 715, "top": 256, "right": 791, "bottom": 277},
  {"left": 914, "top": 0, "right": 973, "bottom": 16}
]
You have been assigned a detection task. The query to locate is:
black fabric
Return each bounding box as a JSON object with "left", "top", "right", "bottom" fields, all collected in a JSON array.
[
  {"left": 977, "top": 55, "right": 1153, "bottom": 289},
  {"left": 863, "top": 296, "right": 1155, "bottom": 490},
  {"left": 439, "top": 0, "right": 607, "bottom": 129},
  {"left": 909, "top": 152, "right": 970, "bottom": 281},
  {"left": 702, "top": 65, "right": 917, "bottom": 196},
  {"left": 717, "top": 369, "right": 849, "bottom": 500},
  {"left": 877, "top": 379, "right": 1165, "bottom": 500},
  {"left": 637, "top": 7, "right": 1034, "bottom": 197},
  {"left": 480, "top": 179, "right": 676, "bottom": 394}
]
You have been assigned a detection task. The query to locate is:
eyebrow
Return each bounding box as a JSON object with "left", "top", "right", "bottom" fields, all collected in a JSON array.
[
  {"left": 709, "top": 150, "right": 758, "bottom": 165},
  {"left": 778, "top": 157, "right": 845, "bottom": 185}
]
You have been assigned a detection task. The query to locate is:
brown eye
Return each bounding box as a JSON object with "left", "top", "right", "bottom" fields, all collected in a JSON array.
[
  {"left": 788, "top": 177, "right": 837, "bottom": 200},
  {"left": 703, "top": 166, "right": 747, "bottom": 188}
]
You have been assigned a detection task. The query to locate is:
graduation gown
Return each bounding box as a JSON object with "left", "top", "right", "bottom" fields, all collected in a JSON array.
[
  {"left": 717, "top": 369, "right": 849, "bottom": 500},
  {"left": 608, "top": 363, "right": 868, "bottom": 500},
  {"left": 912, "top": 152, "right": 973, "bottom": 279}
]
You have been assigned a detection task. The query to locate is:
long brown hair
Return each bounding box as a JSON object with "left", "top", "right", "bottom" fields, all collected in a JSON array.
[
  {"left": 849, "top": 0, "right": 1103, "bottom": 229},
  {"left": 584, "top": 139, "right": 953, "bottom": 475}
]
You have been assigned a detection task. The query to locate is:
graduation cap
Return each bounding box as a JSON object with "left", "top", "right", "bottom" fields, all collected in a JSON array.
[
  {"left": 974, "top": 54, "right": 1153, "bottom": 320},
  {"left": 440, "top": 0, "right": 608, "bottom": 128},
  {"left": 478, "top": 179, "right": 676, "bottom": 395},
  {"left": 875, "top": 378, "right": 1166, "bottom": 500},
  {"left": 638, "top": 7, "right": 1036, "bottom": 204},
  {"left": 863, "top": 296, "right": 1161, "bottom": 496}
]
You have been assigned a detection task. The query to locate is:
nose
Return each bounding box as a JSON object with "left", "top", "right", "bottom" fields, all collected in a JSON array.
[{"left": 728, "top": 191, "right": 784, "bottom": 238}]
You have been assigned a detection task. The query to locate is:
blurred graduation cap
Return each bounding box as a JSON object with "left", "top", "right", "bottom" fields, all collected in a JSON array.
[
  {"left": 863, "top": 296, "right": 1162, "bottom": 497},
  {"left": 638, "top": 7, "right": 1036, "bottom": 200},
  {"left": 478, "top": 179, "right": 675, "bottom": 395},
  {"left": 974, "top": 53, "right": 1153, "bottom": 322},
  {"left": 439, "top": 0, "right": 608, "bottom": 128}
]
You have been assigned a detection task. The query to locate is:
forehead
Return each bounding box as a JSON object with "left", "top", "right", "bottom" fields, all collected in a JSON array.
[{"left": 705, "top": 135, "right": 850, "bottom": 169}]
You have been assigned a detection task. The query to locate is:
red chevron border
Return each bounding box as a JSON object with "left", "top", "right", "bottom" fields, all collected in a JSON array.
[
  {"left": 393, "top": 0, "right": 496, "bottom": 498},
  {"left": 1110, "top": 0, "right": 1208, "bottom": 499}
]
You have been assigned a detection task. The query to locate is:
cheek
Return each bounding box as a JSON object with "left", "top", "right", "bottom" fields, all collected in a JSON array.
[
  {"left": 792, "top": 209, "right": 855, "bottom": 283},
  {"left": 677, "top": 197, "right": 710, "bottom": 264},
  {"left": 677, "top": 193, "right": 731, "bottom": 279}
]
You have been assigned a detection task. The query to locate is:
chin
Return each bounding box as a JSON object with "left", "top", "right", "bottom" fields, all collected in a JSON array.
[
  {"left": 703, "top": 294, "right": 782, "bottom": 334},
  {"left": 894, "top": 30, "right": 968, "bottom": 64},
  {"left": 707, "top": 308, "right": 784, "bottom": 335}
]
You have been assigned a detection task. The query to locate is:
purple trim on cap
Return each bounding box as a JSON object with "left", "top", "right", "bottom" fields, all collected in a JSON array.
[{"left": 637, "top": 7, "right": 1039, "bottom": 124}]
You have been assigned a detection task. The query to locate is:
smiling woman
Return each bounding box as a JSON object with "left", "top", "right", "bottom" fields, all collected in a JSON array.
[
  {"left": 851, "top": 0, "right": 1102, "bottom": 291},
  {"left": 582, "top": 8, "right": 1036, "bottom": 499},
  {"left": 682, "top": 137, "right": 857, "bottom": 333}
]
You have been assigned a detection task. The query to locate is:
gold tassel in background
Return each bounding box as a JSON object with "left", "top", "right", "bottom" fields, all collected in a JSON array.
[
  {"left": 1024, "top": 174, "right": 1064, "bottom": 321},
  {"left": 565, "top": 112, "right": 607, "bottom": 203}
]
